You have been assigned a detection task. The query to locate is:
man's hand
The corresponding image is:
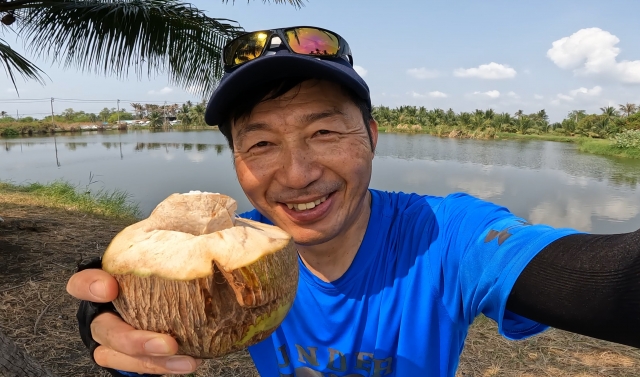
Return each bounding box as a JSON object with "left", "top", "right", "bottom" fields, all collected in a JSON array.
[{"left": 67, "top": 269, "right": 202, "bottom": 375}]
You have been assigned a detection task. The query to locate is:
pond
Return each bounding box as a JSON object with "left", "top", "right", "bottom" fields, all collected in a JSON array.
[{"left": 2, "top": 130, "right": 640, "bottom": 234}]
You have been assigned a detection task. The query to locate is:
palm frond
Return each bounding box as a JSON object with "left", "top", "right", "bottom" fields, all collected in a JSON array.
[
  {"left": 16, "top": 0, "right": 244, "bottom": 97},
  {"left": 0, "top": 37, "right": 45, "bottom": 94},
  {"left": 222, "top": 0, "right": 306, "bottom": 8}
]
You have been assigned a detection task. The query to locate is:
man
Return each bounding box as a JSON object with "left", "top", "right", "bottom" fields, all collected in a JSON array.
[{"left": 67, "top": 26, "right": 640, "bottom": 377}]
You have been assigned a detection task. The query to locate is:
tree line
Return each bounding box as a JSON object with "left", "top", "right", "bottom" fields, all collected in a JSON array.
[
  {"left": 372, "top": 103, "right": 640, "bottom": 138},
  {"left": 3, "top": 102, "right": 640, "bottom": 138},
  {"left": 0, "top": 100, "right": 208, "bottom": 128}
]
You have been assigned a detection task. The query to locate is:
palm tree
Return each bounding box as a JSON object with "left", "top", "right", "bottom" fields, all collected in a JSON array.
[
  {"left": 190, "top": 100, "right": 206, "bottom": 126},
  {"left": 0, "top": 110, "right": 7, "bottom": 118},
  {"left": 147, "top": 110, "right": 163, "bottom": 128},
  {"left": 177, "top": 103, "right": 193, "bottom": 126},
  {"left": 618, "top": 103, "right": 637, "bottom": 117},
  {"left": 600, "top": 106, "right": 618, "bottom": 118},
  {"left": 0, "top": 0, "right": 302, "bottom": 95},
  {"left": 130, "top": 103, "right": 144, "bottom": 119},
  {"left": 514, "top": 109, "right": 524, "bottom": 120},
  {"left": 568, "top": 110, "right": 586, "bottom": 123}
]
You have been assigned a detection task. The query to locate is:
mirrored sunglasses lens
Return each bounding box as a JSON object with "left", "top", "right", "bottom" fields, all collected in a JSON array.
[
  {"left": 226, "top": 32, "right": 270, "bottom": 66},
  {"left": 284, "top": 28, "right": 339, "bottom": 56}
]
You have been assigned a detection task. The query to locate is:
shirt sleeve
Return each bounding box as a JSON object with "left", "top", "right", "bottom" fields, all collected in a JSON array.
[{"left": 432, "top": 193, "right": 581, "bottom": 340}]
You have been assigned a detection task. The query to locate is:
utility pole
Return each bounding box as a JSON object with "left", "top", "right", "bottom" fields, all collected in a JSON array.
[
  {"left": 163, "top": 101, "right": 168, "bottom": 126},
  {"left": 50, "top": 97, "right": 55, "bottom": 125},
  {"left": 117, "top": 99, "right": 120, "bottom": 125},
  {"left": 16, "top": 110, "right": 19, "bottom": 121},
  {"left": 50, "top": 97, "right": 60, "bottom": 166}
]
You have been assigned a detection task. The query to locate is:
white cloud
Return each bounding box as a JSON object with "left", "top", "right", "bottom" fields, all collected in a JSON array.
[
  {"left": 506, "top": 91, "right": 519, "bottom": 98},
  {"left": 556, "top": 93, "right": 574, "bottom": 102},
  {"left": 354, "top": 65, "right": 368, "bottom": 77},
  {"left": 555, "top": 85, "right": 602, "bottom": 103},
  {"left": 454, "top": 62, "right": 517, "bottom": 79},
  {"left": 428, "top": 91, "right": 448, "bottom": 98},
  {"left": 534, "top": 94, "right": 544, "bottom": 100},
  {"left": 148, "top": 86, "right": 173, "bottom": 95},
  {"left": 569, "top": 85, "right": 602, "bottom": 97},
  {"left": 472, "top": 90, "right": 501, "bottom": 99},
  {"left": 410, "top": 90, "right": 449, "bottom": 99},
  {"left": 547, "top": 27, "right": 640, "bottom": 83},
  {"left": 407, "top": 67, "right": 440, "bottom": 79}
]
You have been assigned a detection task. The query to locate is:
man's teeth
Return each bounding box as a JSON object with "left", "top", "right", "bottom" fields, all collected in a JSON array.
[{"left": 286, "top": 196, "right": 328, "bottom": 211}]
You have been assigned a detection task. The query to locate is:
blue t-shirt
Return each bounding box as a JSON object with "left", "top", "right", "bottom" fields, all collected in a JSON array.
[{"left": 239, "top": 190, "right": 579, "bottom": 377}]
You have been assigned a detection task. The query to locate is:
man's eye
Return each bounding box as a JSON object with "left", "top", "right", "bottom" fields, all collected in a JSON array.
[
  {"left": 254, "top": 141, "right": 269, "bottom": 148},
  {"left": 317, "top": 129, "right": 331, "bottom": 135}
]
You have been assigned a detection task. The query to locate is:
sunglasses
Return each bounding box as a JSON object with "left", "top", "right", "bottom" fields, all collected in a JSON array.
[{"left": 223, "top": 26, "right": 353, "bottom": 70}]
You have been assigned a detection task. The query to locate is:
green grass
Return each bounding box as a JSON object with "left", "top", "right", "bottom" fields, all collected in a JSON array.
[
  {"left": 494, "top": 132, "right": 576, "bottom": 142},
  {"left": 0, "top": 180, "right": 142, "bottom": 220},
  {"left": 577, "top": 139, "right": 640, "bottom": 159}
]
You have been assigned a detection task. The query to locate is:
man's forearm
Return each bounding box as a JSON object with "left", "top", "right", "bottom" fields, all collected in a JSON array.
[{"left": 507, "top": 228, "right": 640, "bottom": 348}]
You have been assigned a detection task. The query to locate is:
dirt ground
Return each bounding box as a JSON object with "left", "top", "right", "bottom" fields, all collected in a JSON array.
[{"left": 1, "top": 191, "right": 640, "bottom": 377}]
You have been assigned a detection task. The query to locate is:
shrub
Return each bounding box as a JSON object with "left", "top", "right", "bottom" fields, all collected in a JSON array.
[
  {"left": 613, "top": 130, "right": 640, "bottom": 149},
  {"left": 0, "top": 127, "right": 19, "bottom": 137}
]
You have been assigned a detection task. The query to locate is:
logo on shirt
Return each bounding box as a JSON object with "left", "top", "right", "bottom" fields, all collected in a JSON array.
[
  {"left": 484, "top": 220, "right": 531, "bottom": 246},
  {"left": 276, "top": 344, "right": 394, "bottom": 377}
]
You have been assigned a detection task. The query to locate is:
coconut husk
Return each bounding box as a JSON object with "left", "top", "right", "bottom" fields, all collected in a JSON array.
[{"left": 102, "top": 192, "right": 297, "bottom": 358}]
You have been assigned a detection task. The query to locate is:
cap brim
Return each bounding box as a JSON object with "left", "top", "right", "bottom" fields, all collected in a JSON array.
[{"left": 204, "top": 52, "right": 370, "bottom": 126}]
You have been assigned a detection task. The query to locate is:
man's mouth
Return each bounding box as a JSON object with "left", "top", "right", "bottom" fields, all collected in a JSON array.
[{"left": 284, "top": 195, "right": 328, "bottom": 212}]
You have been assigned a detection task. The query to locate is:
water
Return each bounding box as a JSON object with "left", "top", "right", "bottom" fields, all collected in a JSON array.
[{"left": 2, "top": 130, "right": 640, "bottom": 234}]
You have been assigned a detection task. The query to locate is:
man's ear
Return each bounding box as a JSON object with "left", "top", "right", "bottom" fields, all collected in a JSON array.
[{"left": 368, "top": 118, "right": 379, "bottom": 154}]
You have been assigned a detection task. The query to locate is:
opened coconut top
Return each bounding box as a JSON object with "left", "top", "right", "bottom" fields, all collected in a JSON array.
[{"left": 102, "top": 191, "right": 292, "bottom": 280}]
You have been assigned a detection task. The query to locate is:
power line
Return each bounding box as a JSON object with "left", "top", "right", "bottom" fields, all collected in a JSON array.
[
  {"left": 0, "top": 99, "right": 50, "bottom": 103},
  {"left": 0, "top": 97, "right": 196, "bottom": 104}
]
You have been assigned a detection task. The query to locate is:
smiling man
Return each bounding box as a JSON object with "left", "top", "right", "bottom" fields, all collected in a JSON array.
[{"left": 67, "top": 26, "right": 640, "bottom": 377}]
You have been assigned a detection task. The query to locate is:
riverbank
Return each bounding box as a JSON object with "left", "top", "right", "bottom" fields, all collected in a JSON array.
[
  {"left": 378, "top": 125, "right": 640, "bottom": 159},
  {"left": 0, "top": 122, "right": 217, "bottom": 137},
  {"left": 1, "top": 183, "right": 640, "bottom": 376}
]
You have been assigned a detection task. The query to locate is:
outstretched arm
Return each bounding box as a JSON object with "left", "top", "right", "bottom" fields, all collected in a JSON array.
[{"left": 507, "top": 228, "right": 640, "bottom": 348}]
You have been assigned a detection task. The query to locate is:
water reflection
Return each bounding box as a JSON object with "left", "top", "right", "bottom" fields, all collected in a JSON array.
[
  {"left": 374, "top": 133, "right": 640, "bottom": 190},
  {"left": 529, "top": 197, "right": 639, "bottom": 232},
  {"left": 53, "top": 141, "right": 231, "bottom": 154},
  {"left": 65, "top": 142, "right": 88, "bottom": 150},
  {"left": 2, "top": 130, "right": 639, "bottom": 234}
]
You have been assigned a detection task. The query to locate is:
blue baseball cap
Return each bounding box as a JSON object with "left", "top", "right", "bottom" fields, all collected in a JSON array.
[{"left": 204, "top": 46, "right": 371, "bottom": 126}]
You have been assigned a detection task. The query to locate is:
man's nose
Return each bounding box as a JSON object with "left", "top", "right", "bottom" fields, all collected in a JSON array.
[{"left": 278, "top": 144, "right": 322, "bottom": 190}]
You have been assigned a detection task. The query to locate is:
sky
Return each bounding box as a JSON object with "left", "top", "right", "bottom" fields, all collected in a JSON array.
[{"left": 2, "top": 0, "right": 640, "bottom": 122}]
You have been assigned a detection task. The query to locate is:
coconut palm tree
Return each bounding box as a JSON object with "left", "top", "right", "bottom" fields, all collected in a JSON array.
[
  {"left": 568, "top": 109, "right": 587, "bottom": 123},
  {"left": 618, "top": 103, "right": 637, "bottom": 117},
  {"left": 600, "top": 106, "right": 618, "bottom": 118},
  {"left": 514, "top": 109, "right": 524, "bottom": 120},
  {"left": 0, "top": 0, "right": 302, "bottom": 95},
  {"left": 130, "top": 103, "right": 144, "bottom": 119},
  {"left": 190, "top": 100, "right": 206, "bottom": 126},
  {"left": 147, "top": 110, "right": 163, "bottom": 128},
  {"left": 177, "top": 103, "right": 193, "bottom": 126}
]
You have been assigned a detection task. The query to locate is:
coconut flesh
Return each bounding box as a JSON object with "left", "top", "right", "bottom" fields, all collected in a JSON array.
[{"left": 101, "top": 191, "right": 298, "bottom": 358}]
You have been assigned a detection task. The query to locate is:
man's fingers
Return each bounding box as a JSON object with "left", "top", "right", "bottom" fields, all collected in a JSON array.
[
  {"left": 66, "top": 269, "right": 119, "bottom": 303},
  {"left": 93, "top": 346, "right": 201, "bottom": 375},
  {"left": 91, "top": 312, "right": 179, "bottom": 357}
]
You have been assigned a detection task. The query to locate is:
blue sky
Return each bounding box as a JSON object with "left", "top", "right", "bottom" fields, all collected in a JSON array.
[{"left": 2, "top": 0, "right": 640, "bottom": 122}]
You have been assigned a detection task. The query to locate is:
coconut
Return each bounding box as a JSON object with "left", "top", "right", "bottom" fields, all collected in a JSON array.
[{"left": 101, "top": 191, "right": 298, "bottom": 358}]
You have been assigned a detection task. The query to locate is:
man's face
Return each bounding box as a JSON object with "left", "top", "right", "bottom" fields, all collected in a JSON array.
[{"left": 231, "top": 80, "right": 378, "bottom": 246}]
